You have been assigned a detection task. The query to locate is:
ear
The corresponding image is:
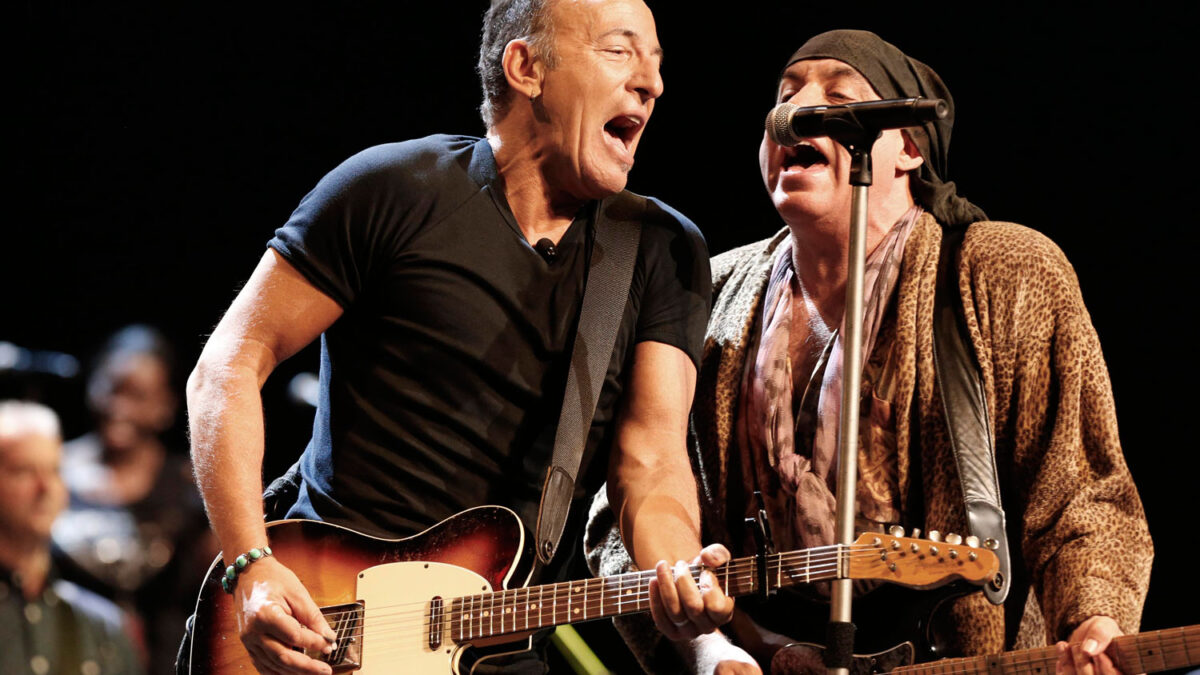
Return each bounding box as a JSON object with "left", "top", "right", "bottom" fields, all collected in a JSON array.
[
  {"left": 501, "top": 38, "right": 545, "bottom": 100},
  {"left": 896, "top": 130, "right": 925, "bottom": 173}
]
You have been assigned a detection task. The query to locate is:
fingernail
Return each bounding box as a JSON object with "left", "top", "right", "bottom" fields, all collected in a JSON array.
[{"left": 1083, "top": 639, "right": 1098, "bottom": 655}]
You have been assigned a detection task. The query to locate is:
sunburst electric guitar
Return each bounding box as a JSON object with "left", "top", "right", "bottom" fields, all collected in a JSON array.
[{"left": 186, "top": 505, "right": 999, "bottom": 674}]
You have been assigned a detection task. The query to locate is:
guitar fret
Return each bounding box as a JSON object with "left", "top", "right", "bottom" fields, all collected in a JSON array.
[
  {"left": 502, "top": 587, "right": 510, "bottom": 634},
  {"left": 1183, "top": 626, "right": 1197, "bottom": 668},
  {"left": 1142, "top": 624, "right": 1161, "bottom": 667}
]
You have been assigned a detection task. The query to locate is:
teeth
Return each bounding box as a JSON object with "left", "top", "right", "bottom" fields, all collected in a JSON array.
[{"left": 609, "top": 115, "right": 642, "bottom": 130}]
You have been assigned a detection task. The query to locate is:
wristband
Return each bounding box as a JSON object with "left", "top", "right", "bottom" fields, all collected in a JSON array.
[{"left": 220, "top": 546, "right": 274, "bottom": 594}]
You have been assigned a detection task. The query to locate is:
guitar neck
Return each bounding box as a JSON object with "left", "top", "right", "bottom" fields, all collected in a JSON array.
[
  {"left": 892, "top": 625, "right": 1200, "bottom": 675},
  {"left": 449, "top": 546, "right": 842, "bottom": 641}
]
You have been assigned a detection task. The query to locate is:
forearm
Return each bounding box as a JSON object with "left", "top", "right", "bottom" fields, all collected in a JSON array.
[
  {"left": 609, "top": 423, "right": 703, "bottom": 570},
  {"left": 187, "top": 348, "right": 275, "bottom": 556}
]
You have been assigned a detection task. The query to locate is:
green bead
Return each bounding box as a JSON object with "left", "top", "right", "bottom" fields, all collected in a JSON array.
[
  {"left": 263, "top": 546, "right": 272, "bottom": 556},
  {"left": 221, "top": 577, "right": 232, "bottom": 593},
  {"left": 226, "top": 565, "right": 237, "bottom": 581},
  {"left": 248, "top": 548, "right": 263, "bottom": 561},
  {"left": 235, "top": 555, "right": 248, "bottom": 569}
]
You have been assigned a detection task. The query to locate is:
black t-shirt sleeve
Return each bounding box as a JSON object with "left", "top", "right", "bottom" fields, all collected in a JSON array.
[
  {"left": 633, "top": 198, "right": 712, "bottom": 369},
  {"left": 268, "top": 139, "right": 465, "bottom": 308}
]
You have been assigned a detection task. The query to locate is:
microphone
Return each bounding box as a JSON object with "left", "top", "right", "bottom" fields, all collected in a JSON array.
[
  {"left": 534, "top": 238, "right": 557, "bottom": 263},
  {"left": 765, "top": 97, "right": 947, "bottom": 146}
]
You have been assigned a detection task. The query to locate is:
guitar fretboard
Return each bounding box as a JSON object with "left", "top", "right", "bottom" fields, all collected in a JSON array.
[
  {"left": 447, "top": 546, "right": 846, "bottom": 641},
  {"left": 893, "top": 625, "right": 1199, "bottom": 675}
]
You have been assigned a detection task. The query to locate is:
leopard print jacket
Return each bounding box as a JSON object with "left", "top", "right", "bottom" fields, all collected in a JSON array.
[{"left": 585, "top": 213, "right": 1152, "bottom": 672}]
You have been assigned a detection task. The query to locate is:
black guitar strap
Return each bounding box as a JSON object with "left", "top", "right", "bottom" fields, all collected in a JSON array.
[
  {"left": 932, "top": 223, "right": 1012, "bottom": 605},
  {"left": 535, "top": 196, "right": 642, "bottom": 565}
]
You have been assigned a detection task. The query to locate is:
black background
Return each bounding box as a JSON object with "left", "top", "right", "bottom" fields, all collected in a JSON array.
[{"left": 8, "top": 0, "right": 1193, "bottom": 660}]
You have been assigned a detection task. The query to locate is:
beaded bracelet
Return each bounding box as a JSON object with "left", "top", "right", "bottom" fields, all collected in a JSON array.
[{"left": 220, "top": 546, "right": 274, "bottom": 594}]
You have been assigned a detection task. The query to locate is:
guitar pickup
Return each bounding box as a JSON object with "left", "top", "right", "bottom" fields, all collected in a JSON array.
[
  {"left": 296, "top": 601, "right": 364, "bottom": 673},
  {"left": 429, "top": 596, "right": 444, "bottom": 650}
]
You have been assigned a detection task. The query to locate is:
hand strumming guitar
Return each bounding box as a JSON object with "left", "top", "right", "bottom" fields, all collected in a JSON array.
[{"left": 232, "top": 556, "right": 338, "bottom": 675}]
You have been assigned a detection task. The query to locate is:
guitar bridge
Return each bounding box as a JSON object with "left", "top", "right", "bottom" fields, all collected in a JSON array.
[{"left": 297, "top": 601, "right": 364, "bottom": 672}]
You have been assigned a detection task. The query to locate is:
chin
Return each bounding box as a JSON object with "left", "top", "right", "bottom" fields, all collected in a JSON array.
[{"left": 580, "top": 169, "right": 630, "bottom": 199}]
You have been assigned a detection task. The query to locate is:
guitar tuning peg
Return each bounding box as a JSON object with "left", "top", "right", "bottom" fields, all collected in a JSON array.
[
  {"left": 965, "top": 535, "right": 980, "bottom": 548},
  {"left": 911, "top": 528, "right": 922, "bottom": 539},
  {"left": 927, "top": 530, "right": 942, "bottom": 542},
  {"left": 944, "top": 533, "right": 963, "bottom": 545},
  {"left": 888, "top": 525, "right": 906, "bottom": 537}
]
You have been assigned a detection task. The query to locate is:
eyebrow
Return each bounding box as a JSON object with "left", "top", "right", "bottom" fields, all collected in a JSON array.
[
  {"left": 825, "top": 64, "right": 860, "bottom": 80},
  {"left": 598, "top": 28, "right": 665, "bottom": 62}
]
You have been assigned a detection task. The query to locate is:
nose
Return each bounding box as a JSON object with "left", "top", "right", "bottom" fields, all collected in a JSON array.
[
  {"left": 787, "top": 83, "right": 824, "bottom": 108},
  {"left": 631, "top": 58, "right": 664, "bottom": 104}
]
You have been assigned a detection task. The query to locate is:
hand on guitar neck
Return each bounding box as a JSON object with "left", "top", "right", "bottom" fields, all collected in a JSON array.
[
  {"left": 1056, "top": 616, "right": 1127, "bottom": 675},
  {"left": 649, "top": 543, "right": 737, "bottom": 641},
  {"left": 232, "top": 556, "right": 339, "bottom": 675}
]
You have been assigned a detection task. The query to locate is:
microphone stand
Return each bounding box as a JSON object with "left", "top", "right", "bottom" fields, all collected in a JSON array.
[
  {"left": 763, "top": 97, "right": 947, "bottom": 675},
  {"left": 825, "top": 125, "right": 878, "bottom": 675}
]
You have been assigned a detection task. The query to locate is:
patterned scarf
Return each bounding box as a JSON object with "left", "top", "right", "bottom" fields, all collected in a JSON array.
[{"left": 739, "top": 206, "right": 921, "bottom": 552}]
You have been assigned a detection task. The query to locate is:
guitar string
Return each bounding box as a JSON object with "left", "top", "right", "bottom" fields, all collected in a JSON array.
[
  {"left": 302, "top": 542, "right": 913, "bottom": 625},
  {"left": 316, "top": 564, "right": 850, "bottom": 653},
  {"left": 890, "top": 630, "right": 1198, "bottom": 675},
  {"left": 306, "top": 545, "right": 960, "bottom": 644},
  {"left": 324, "top": 560, "right": 848, "bottom": 640},
  {"left": 307, "top": 541, "right": 970, "bottom": 629},
  {"left": 305, "top": 543, "right": 960, "bottom": 634},
  {"left": 310, "top": 558, "right": 850, "bottom": 642},
  {"left": 303, "top": 545, "right": 870, "bottom": 626}
]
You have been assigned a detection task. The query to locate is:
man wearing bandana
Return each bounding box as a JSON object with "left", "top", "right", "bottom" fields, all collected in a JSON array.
[{"left": 586, "top": 30, "right": 1152, "bottom": 675}]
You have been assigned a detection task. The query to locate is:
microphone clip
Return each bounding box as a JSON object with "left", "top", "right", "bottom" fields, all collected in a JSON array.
[{"left": 534, "top": 238, "right": 558, "bottom": 263}]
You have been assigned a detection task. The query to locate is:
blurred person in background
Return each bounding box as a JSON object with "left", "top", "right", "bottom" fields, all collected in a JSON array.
[
  {"left": 1, "top": 400, "right": 143, "bottom": 675},
  {"left": 51, "top": 325, "right": 215, "bottom": 673}
]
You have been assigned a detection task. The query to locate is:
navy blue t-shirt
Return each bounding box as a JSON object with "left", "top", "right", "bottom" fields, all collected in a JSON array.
[{"left": 269, "top": 135, "right": 710, "bottom": 562}]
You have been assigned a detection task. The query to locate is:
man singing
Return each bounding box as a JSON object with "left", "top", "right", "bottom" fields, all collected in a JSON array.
[
  {"left": 587, "top": 29, "right": 1152, "bottom": 675},
  {"left": 186, "top": 1, "right": 734, "bottom": 673}
]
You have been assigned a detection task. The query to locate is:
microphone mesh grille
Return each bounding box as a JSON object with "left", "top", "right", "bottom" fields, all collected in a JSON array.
[{"left": 765, "top": 103, "right": 799, "bottom": 146}]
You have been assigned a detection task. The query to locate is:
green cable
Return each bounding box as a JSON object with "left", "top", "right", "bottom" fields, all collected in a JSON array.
[{"left": 549, "top": 625, "right": 612, "bottom": 675}]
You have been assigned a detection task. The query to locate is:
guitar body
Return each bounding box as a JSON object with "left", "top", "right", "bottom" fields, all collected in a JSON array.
[
  {"left": 754, "top": 581, "right": 976, "bottom": 674},
  {"left": 771, "top": 641, "right": 915, "bottom": 675},
  {"left": 187, "top": 506, "right": 535, "bottom": 675}
]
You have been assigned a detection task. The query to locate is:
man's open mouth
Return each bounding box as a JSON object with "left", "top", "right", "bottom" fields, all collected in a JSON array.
[
  {"left": 783, "top": 143, "right": 827, "bottom": 169},
  {"left": 604, "top": 115, "right": 644, "bottom": 149}
]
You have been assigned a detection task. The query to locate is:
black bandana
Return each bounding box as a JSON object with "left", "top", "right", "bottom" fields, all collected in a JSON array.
[{"left": 785, "top": 29, "right": 986, "bottom": 227}]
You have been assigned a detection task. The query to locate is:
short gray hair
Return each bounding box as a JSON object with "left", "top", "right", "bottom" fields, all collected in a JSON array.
[
  {"left": 477, "top": 0, "right": 559, "bottom": 128},
  {"left": 0, "top": 400, "right": 61, "bottom": 444}
]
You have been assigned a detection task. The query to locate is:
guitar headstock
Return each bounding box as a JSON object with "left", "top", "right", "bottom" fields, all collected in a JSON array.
[{"left": 848, "top": 531, "right": 999, "bottom": 589}]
